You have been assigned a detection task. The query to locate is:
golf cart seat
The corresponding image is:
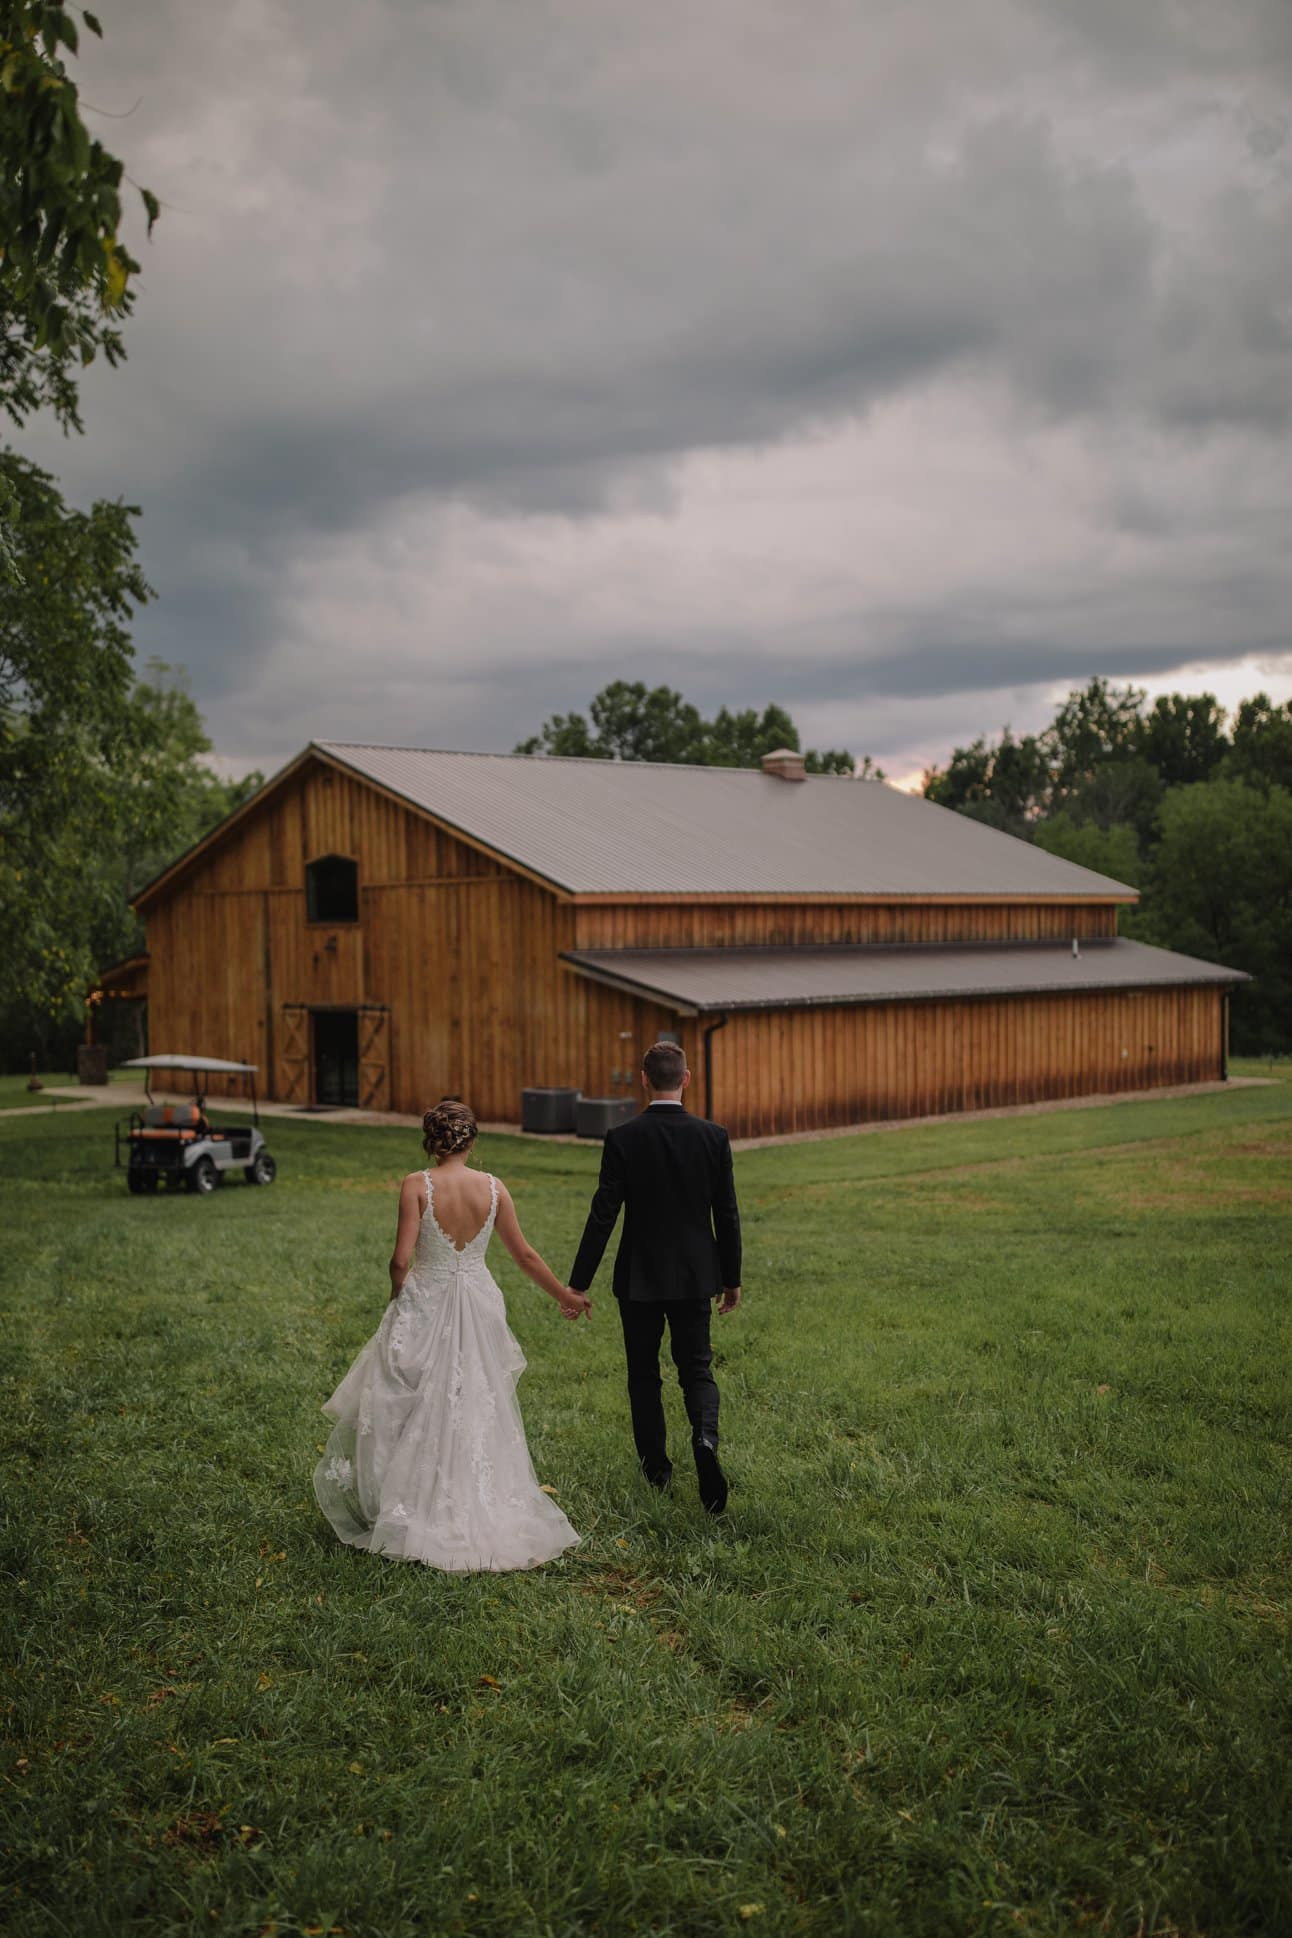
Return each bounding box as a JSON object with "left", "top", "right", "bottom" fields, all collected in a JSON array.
[{"left": 141, "top": 1102, "right": 206, "bottom": 1134}]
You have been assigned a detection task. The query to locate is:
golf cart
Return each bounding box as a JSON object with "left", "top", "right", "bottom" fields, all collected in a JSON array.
[{"left": 115, "top": 1055, "right": 278, "bottom": 1196}]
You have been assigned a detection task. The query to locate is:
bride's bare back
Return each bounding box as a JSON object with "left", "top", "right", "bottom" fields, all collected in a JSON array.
[{"left": 419, "top": 1162, "right": 495, "bottom": 1249}]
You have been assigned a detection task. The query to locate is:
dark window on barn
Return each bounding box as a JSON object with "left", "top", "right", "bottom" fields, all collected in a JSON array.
[{"left": 305, "top": 854, "right": 359, "bottom": 923}]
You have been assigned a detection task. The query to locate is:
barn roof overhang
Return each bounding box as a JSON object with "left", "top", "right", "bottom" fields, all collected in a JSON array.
[
  {"left": 559, "top": 939, "right": 1250, "bottom": 1015},
  {"left": 88, "top": 953, "right": 150, "bottom": 1001}
]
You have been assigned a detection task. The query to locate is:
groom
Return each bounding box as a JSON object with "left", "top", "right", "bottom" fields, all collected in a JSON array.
[{"left": 568, "top": 1040, "right": 742, "bottom": 1513}]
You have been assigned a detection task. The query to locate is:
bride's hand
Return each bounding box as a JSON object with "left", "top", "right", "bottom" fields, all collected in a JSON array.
[{"left": 557, "top": 1286, "right": 592, "bottom": 1321}]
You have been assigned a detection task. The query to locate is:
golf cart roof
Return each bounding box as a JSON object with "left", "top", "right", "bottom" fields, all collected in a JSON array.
[{"left": 121, "top": 1055, "right": 259, "bottom": 1075}]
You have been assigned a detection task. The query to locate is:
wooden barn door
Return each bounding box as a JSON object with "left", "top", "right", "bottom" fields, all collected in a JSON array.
[
  {"left": 278, "top": 1003, "right": 310, "bottom": 1103},
  {"left": 358, "top": 1005, "right": 391, "bottom": 1111}
]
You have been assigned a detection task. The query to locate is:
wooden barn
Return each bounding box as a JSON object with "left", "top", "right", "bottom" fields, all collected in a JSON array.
[{"left": 129, "top": 742, "right": 1247, "bottom": 1139}]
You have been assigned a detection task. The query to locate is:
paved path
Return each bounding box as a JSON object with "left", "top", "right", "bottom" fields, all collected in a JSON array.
[{"left": 3, "top": 1074, "right": 1275, "bottom": 1146}]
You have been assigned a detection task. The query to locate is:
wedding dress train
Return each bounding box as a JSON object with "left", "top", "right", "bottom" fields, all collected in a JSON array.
[{"left": 314, "top": 1171, "right": 580, "bottom": 1572}]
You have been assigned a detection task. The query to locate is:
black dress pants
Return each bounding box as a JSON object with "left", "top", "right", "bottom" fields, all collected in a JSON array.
[{"left": 617, "top": 1295, "right": 720, "bottom": 1481}]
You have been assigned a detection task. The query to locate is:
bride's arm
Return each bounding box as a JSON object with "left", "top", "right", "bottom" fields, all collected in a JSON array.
[
  {"left": 388, "top": 1173, "right": 423, "bottom": 1300},
  {"left": 494, "top": 1183, "right": 591, "bottom": 1320}
]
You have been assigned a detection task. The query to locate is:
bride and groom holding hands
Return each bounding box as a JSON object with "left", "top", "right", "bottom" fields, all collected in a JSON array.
[{"left": 314, "top": 1040, "right": 744, "bottom": 1571}]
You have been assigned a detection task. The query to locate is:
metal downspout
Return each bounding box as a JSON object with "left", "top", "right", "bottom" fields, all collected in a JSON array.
[{"left": 701, "top": 1012, "right": 729, "bottom": 1122}]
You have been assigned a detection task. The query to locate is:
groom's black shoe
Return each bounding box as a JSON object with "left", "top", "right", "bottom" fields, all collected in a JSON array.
[
  {"left": 694, "top": 1438, "right": 728, "bottom": 1515},
  {"left": 641, "top": 1460, "right": 673, "bottom": 1492}
]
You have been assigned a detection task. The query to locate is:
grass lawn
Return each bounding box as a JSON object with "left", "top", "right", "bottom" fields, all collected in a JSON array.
[
  {"left": 0, "top": 1069, "right": 141, "bottom": 1112},
  {"left": 2, "top": 1081, "right": 1289, "bottom": 1937},
  {"left": 0, "top": 1071, "right": 88, "bottom": 1110}
]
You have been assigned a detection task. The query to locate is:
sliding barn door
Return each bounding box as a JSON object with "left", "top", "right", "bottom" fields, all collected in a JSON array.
[
  {"left": 278, "top": 1003, "right": 310, "bottom": 1104},
  {"left": 358, "top": 1005, "right": 391, "bottom": 1111}
]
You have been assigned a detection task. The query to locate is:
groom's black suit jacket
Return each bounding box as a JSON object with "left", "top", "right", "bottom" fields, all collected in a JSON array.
[{"left": 569, "top": 1102, "right": 742, "bottom": 1303}]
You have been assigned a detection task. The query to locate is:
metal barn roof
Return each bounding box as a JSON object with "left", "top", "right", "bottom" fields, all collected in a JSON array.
[
  {"left": 560, "top": 939, "right": 1248, "bottom": 1013},
  {"left": 313, "top": 742, "right": 1138, "bottom": 899}
]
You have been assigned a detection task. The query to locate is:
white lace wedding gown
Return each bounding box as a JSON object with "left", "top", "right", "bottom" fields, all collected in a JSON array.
[{"left": 314, "top": 1170, "right": 580, "bottom": 1572}]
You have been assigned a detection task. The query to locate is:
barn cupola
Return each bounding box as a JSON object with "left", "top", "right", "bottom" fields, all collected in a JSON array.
[{"left": 760, "top": 747, "right": 807, "bottom": 783}]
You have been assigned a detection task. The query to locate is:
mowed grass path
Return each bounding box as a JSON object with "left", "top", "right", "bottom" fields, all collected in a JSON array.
[{"left": 2, "top": 1079, "right": 1289, "bottom": 1938}]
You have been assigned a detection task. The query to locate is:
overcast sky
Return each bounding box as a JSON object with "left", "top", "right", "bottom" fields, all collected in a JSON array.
[{"left": 26, "top": 0, "right": 1292, "bottom": 785}]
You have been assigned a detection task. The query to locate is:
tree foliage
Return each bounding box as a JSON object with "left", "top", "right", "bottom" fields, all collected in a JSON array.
[
  {"left": 1138, "top": 692, "right": 1228, "bottom": 788},
  {"left": 1226, "top": 694, "right": 1292, "bottom": 792},
  {"left": 1134, "top": 780, "right": 1292, "bottom": 1057},
  {"left": 516, "top": 680, "right": 865, "bottom": 775},
  {"left": 0, "top": 448, "right": 151, "bottom": 1019},
  {"left": 924, "top": 676, "right": 1292, "bottom": 1052},
  {"left": 0, "top": 450, "right": 260, "bottom": 1060},
  {"left": 0, "top": 2, "right": 158, "bottom": 438},
  {"left": 1, "top": 2, "right": 157, "bottom": 580},
  {"left": 1032, "top": 814, "right": 1141, "bottom": 889}
]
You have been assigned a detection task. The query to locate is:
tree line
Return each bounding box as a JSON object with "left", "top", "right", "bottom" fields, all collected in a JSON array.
[
  {"left": 923, "top": 678, "right": 1292, "bottom": 1054},
  {"left": 516, "top": 682, "right": 870, "bottom": 774}
]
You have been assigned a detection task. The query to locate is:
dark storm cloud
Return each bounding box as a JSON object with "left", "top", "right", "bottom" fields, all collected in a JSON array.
[{"left": 21, "top": 0, "right": 1292, "bottom": 765}]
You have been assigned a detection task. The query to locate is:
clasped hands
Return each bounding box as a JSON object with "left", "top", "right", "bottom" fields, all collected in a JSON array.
[{"left": 557, "top": 1286, "right": 740, "bottom": 1320}]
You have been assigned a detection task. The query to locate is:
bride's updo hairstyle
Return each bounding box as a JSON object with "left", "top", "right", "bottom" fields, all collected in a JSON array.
[{"left": 422, "top": 1098, "right": 478, "bottom": 1159}]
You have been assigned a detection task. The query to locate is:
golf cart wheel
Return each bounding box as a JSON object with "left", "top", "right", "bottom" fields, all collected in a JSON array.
[
  {"left": 245, "top": 1151, "right": 277, "bottom": 1186},
  {"left": 127, "top": 1168, "right": 144, "bottom": 1195},
  {"left": 187, "top": 1156, "right": 219, "bottom": 1195},
  {"left": 139, "top": 1170, "right": 159, "bottom": 1193}
]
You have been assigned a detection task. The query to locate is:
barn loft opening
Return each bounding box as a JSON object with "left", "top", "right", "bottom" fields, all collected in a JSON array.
[{"left": 306, "top": 854, "right": 359, "bottom": 923}]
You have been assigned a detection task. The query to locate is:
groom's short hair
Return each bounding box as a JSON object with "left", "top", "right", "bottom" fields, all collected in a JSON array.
[{"left": 642, "top": 1041, "right": 687, "bottom": 1090}]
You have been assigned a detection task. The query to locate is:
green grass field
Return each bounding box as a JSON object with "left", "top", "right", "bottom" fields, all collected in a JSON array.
[
  {"left": 2, "top": 1079, "right": 1290, "bottom": 1937},
  {"left": 0, "top": 1069, "right": 141, "bottom": 1112}
]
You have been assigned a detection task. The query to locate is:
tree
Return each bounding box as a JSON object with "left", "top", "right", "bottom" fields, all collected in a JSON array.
[
  {"left": 922, "top": 681, "right": 1224, "bottom": 838},
  {"left": 920, "top": 676, "right": 1291, "bottom": 1048},
  {"left": 516, "top": 681, "right": 865, "bottom": 774},
  {"left": 1135, "top": 778, "right": 1292, "bottom": 1054},
  {"left": 1, "top": 637, "right": 263, "bottom": 1068},
  {"left": 923, "top": 736, "right": 993, "bottom": 812},
  {"left": 516, "top": 682, "right": 701, "bottom": 762},
  {"left": 702, "top": 702, "right": 799, "bottom": 767},
  {"left": 1136, "top": 692, "right": 1228, "bottom": 787},
  {"left": 1056, "top": 755, "right": 1162, "bottom": 851},
  {"left": 923, "top": 729, "right": 1047, "bottom": 833},
  {"left": 1, "top": 3, "right": 158, "bottom": 578},
  {"left": 1033, "top": 814, "right": 1140, "bottom": 888},
  {"left": 1224, "top": 693, "right": 1292, "bottom": 793},
  {"left": 0, "top": 450, "right": 152, "bottom": 1021},
  {"left": 1046, "top": 677, "right": 1146, "bottom": 809},
  {"left": 0, "top": 2, "right": 158, "bottom": 438},
  {"left": 111, "top": 663, "right": 263, "bottom": 919}
]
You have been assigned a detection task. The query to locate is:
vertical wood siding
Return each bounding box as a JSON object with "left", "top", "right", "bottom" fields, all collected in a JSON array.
[
  {"left": 143, "top": 757, "right": 1204, "bottom": 1132},
  {"left": 572, "top": 900, "right": 1120, "bottom": 948},
  {"left": 145, "top": 761, "right": 673, "bottom": 1118},
  {"left": 709, "top": 985, "right": 1226, "bottom": 1139}
]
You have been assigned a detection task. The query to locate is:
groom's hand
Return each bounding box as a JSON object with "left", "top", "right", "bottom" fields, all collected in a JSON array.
[{"left": 717, "top": 1286, "right": 741, "bottom": 1316}]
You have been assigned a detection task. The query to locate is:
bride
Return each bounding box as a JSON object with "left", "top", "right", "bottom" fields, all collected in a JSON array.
[{"left": 314, "top": 1099, "right": 590, "bottom": 1572}]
